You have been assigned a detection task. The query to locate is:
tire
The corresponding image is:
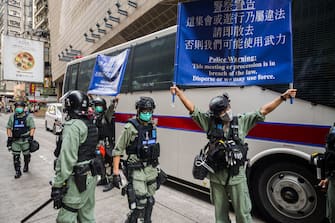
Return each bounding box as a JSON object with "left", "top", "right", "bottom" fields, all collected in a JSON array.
[{"left": 250, "top": 161, "right": 326, "bottom": 223}]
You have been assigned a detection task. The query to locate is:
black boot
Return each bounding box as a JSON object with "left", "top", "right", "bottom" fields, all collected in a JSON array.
[
  {"left": 125, "top": 209, "right": 144, "bottom": 223},
  {"left": 97, "top": 177, "right": 108, "bottom": 186},
  {"left": 144, "top": 197, "right": 155, "bottom": 223},
  {"left": 23, "top": 154, "right": 31, "bottom": 172},
  {"left": 13, "top": 154, "right": 21, "bottom": 179}
]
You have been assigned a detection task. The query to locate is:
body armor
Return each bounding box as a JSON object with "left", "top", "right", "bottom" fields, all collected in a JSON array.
[
  {"left": 96, "top": 114, "right": 115, "bottom": 146},
  {"left": 77, "top": 119, "right": 99, "bottom": 162},
  {"left": 12, "top": 114, "right": 29, "bottom": 138},
  {"left": 54, "top": 119, "right": 98, "bottom": 161},
  {"left": 206, "top": 116, "right": 248, "bottom": 175},
  {"left": 126, "top": 119, "right": 160, "bottom": 162}
]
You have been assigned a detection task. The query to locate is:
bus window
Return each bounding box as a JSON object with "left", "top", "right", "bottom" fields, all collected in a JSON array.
[
  {"left": 63, "top": 64, "right": 79, "bottom": 93},
  {"left": 77, "top": 58, "right": 96, "bottom": 92},
  {"left": 63, "top": 65, "right": 71, "bottom": 93},
  {"left": 130, "top": 34, "right": 175, "bottom": 91}
]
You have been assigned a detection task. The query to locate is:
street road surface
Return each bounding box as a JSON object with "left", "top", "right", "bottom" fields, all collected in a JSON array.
[{"left": 0, "top": 112, "right": 266, "bottom": 223}]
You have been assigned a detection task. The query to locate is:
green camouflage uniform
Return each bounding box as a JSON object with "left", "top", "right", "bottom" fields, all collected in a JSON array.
[
  {"left": 191, "top": 107, "right": 265, "bottom": 223},
  {"left": 53, "top": 119, "right": 97, "bottom": 223},
  {"left": 6, "top": 112, "right": 35, "bottom": 155},
  {"left": 112, "top": 121, "right": 158, "bottom": 215}
]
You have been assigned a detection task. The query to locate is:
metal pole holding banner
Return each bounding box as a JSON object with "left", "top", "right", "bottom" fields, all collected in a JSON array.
[
  {"left": 171, "top": 82, "right": 176, "bottom": 107},
  {"left": 289, "top": 83, "right": 294, "bottom": 104}
]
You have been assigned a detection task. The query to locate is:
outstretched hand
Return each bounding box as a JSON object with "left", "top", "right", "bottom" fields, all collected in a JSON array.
[
  {"left": 170, "top": 85, "right": 181, "bottom": 96},
  {"left": 281, "top": 88, "right": 297, "bottom": 100}
]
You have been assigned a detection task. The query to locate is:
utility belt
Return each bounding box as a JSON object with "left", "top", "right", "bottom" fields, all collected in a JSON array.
[
  {"left": 125, "top": 159, "right": 159, "bottom": 170},
  {"left": 13, "top": 134, "right": 30, "bottom": 141},
  {"left": 72, "top": 158, "right": 104, "bottom": 193},
  {"left": 206, "top": 140, "right": 248, "bottom": 176}
]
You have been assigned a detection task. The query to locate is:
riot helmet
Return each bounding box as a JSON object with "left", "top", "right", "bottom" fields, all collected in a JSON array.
[
  {"left": 209, "top": 94, "right": 230, "bottom": 117},
  {"left": 14, "top": 101, "right": 26, "bottom": 107},
  {"left": 92, "top": 97, "right": 107, "bottom": 113},
  {"left": 14, "top": 101, "right": 26, "bottom": 114},
  {"left": 63, "top": 90, "right": 89, "bottom": 117},
  {"left": 135, "top": 97, "right": 155, "bottom": 111}
]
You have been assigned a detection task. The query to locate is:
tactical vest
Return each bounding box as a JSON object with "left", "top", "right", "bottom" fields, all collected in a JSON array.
[
  {"left": 54, "top": 119, "right": 98, "bottom": 162},
  {"left": 95, "top": 114, "right": 115, "bottom": 146},
  {"left": 126, "top": 119, "right": 160, "bottom": 161},
  {"left": 77, "top": 119, "right": 99, "bottom": 162},
  {"left": 206, "top": 116, "right": 248, "bottom": 175},
  {"left": 325, "top": 124, "right": 335, "bottom": 177},
  {"left": 12, "top": 114, "right": 29, "bottom": 138}
]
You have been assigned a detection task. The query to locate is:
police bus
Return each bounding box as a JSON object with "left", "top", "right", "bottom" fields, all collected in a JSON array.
[{"left": 62, "top": 2, "right": 335, "bottom": 223}]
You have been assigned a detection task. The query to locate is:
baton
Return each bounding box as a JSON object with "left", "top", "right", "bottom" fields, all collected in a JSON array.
[{"left": 21, "top": 198, "right": 53, "bottom": 223}]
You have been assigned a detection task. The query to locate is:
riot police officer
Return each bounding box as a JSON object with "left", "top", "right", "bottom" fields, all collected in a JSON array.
[
  {"left": 51, "top": 90, "right": 101, "bottom": 222},
  {"left": 92, "top": 96, "right": 118, "bottom": 188},
  {"left": 171, "top": 86, "right": 297, "bottom": 223},
  {"left": 6, "top": 101, "right": 35, "bottom": 178},
  {"left": 319, "top": 124, "right": 335, "bottom": 223},
  {"left": 112, "top": 96, "right": 160, "bottom": 223}
]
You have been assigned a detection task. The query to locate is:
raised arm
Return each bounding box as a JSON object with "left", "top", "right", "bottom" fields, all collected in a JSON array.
[
  {"left": 260, "top": 88, "right": 297, "bottom": 116},
  {"left": 170, "top": 86, "right": 195, "bottom": 113}
]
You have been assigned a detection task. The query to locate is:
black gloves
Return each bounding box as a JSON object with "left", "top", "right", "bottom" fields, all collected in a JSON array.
[
  {"left": 7, "top": 137, "right": 13, "bottom": 150},
  {"left": 51, "top": 186, "right": 67, "bottom": 209},
  {"left": 112, "top": 174, "right": 122, "bottom": 189}
]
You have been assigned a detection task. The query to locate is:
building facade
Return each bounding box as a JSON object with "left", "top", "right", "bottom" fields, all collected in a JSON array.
[
  {"left": 0, "top": 0, "right": 33, "bottom": 98},
  {"left": 48, "top": 0, "right": 180, "bottom": 97},
  {"left": 0, "top": 0, "right": 55, "bottom": 103}
]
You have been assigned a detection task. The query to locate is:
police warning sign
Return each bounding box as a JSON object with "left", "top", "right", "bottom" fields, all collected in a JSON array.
[{"left": 174, "top": 0, "right": 293, "bottom": 86}]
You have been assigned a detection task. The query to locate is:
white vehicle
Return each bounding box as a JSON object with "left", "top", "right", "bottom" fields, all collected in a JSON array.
[
  {"left": 45, "top": 103, "right": 63, "bottom": 134},
  {"left": 61, "top": 5, "right": 335, "bottom": 223}
]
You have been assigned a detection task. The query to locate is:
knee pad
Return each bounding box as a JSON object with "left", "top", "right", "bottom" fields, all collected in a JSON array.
[{"left": 13, "top": 154, "right": 20, "bottom": 164}]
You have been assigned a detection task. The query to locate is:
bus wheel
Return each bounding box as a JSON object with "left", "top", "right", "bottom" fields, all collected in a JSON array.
[{"left": 250, "top": 161, "right": 325, "bottom": 223}]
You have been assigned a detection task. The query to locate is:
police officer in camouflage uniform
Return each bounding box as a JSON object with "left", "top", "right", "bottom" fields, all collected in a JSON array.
[
  {"left": 171, "top": 86, "right": 297, "bottom": 223},
  {"left": 112, "top": 96, "right": 160, "bottom": 223},
  {"left": 6, "top": 101, "right": 35, "bottom": 179},
  {"left": 92, "top": 97, "right": 118, "bottom": 188},
  {"left": 51, "top": 90, "right": 100, "bottom": 223},
  {"left": 319, "top": 124, "right": 335, "bottom": 223}
]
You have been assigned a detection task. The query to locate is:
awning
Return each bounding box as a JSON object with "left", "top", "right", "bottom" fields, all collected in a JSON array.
[{"left": 0, "top": 91, "right": 14, "bottom": 97}]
